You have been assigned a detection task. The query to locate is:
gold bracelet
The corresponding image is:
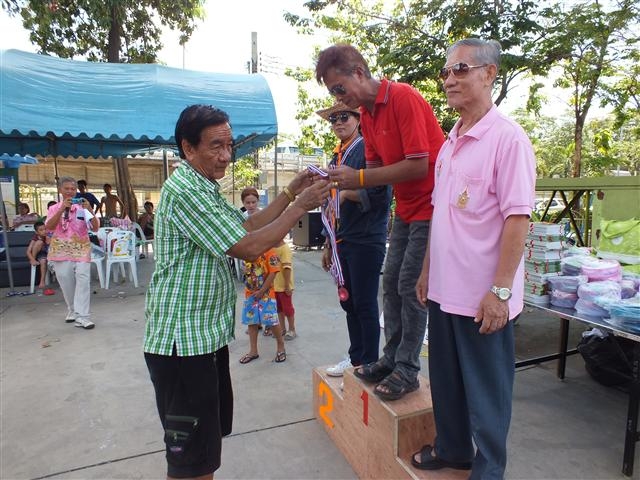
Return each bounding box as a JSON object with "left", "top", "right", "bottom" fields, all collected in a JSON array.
[
  {"left": 282, "top": 186, "right": 295, "bottom": 202},
  {"left": 359, "top": 168, "right": 365, "bottom": 187}
]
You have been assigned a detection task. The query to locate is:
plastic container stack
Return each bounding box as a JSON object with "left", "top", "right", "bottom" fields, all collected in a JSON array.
[
  {"left": 524, "top": 222, "right": 565, "bottom": 306},
  {"left": 548, "top": 275, "right": 587, "bottom": 309}
]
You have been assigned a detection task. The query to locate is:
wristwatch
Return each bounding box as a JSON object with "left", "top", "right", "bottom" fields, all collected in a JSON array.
[{"left": 490, "top": 285, "right": 512, "bottom": 301}]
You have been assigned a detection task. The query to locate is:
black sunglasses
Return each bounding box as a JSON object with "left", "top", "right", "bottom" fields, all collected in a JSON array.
[
  {"left": 328, "top": 112, "right": 354, "bottom": 124},
  {"left": 439, "top": 62, "right": 488, "bottom": 81},
  {"left": 328, "top": 84, "right": 347, "bottom": 96}
]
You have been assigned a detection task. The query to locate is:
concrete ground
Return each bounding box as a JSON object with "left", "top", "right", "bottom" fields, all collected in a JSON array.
[{"left": 1, "top": 247, "right": 638, "bottom": 479}]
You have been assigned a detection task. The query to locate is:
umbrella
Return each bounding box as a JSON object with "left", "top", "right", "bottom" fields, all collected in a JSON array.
[
  {"left": 0, "top": 153, "right": 39, "bottom": 294},
  {"left": 0, "top": 153, "right": 38, "bottom": 169}
]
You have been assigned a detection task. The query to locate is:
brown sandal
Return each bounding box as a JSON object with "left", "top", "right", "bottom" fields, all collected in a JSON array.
[
  {"left": 373, "top": 372, "right": 419, "bottom": 401},
  {"left": 239, "top": 353, "right": 259, "bottom": 364}
]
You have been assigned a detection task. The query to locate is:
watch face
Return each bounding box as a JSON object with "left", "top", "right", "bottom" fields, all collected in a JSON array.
[{"left": 492, "top": 286, "right": 512, "bottom": 301}]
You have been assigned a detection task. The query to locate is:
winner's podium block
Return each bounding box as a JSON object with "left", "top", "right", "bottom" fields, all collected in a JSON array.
[{"left": 313, "top": 366, "right": 468, "bottom": 479}]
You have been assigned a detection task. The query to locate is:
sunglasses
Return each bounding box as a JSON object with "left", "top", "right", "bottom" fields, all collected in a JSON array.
[
  {"left": 439, "top": 62, "right": 488, "bottom": 81},
  {"left": 328, "top": 112, "right": 354, "bottom": 124},
  {"left": 328, "top": 84, "right": 347, "bottom": 96}
]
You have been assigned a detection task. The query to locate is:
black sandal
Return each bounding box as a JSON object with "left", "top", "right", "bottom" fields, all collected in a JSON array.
[
  {"left": 353, "top": 361, "right": 393, "bottom": 383},
  {"left": 373, "top": 372, "right": 419, "bottom": 401},
  {"left": 411, "top": 444, "right": 472, "bottom": 471}
]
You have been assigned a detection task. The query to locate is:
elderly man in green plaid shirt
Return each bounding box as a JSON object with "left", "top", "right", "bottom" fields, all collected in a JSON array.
[{"left": 144, "top": 104, "right": 330, "bottom": 480}]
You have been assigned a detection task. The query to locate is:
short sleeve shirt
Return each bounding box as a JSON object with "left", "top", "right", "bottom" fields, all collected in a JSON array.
[
  {"left": 144, "top": 162, "right": 247, "bottom": 356},
  {"left": 359, "top": 79, "right": 445, "bottom": 222},
  {"left": 47, "top": 203, "right": 92, "bottom": 262},
  {"left": 243, "top": 248, "right": 280, "bottom": 299},
  {"left": 273, "top": 243, "right": 294, "bottom": 292},
  {"left": 428, "top": 106, "right": 536, "bottom": 318}
]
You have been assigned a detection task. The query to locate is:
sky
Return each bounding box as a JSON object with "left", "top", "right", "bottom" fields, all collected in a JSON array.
[{"left": 0, "top": 1, "right": 328, "bottom": 135}]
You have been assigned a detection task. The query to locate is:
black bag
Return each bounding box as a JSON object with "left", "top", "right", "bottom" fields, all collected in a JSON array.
[{"left": 577, "top": 332, "right": 635, "bottom": 389}]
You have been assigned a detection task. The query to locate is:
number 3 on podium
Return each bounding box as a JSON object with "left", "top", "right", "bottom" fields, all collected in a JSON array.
[{"left": 318, "top": 381, "right": 334, "bottom": 428}]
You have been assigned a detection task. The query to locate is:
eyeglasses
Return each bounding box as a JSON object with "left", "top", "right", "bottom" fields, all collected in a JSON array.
[
  {"left": 328, "top": 84, "right": 347, "bottom": 96},
  {"left": 328, "top": 112, "right": 353, "bottom": 124},
  {"left": 438, "top": 63, "right": 488, "bottom": 81}
]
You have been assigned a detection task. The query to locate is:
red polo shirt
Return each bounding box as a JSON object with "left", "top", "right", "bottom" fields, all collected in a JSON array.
[{"left": 360, "top": 78, "right": 444, "bottom": 222}]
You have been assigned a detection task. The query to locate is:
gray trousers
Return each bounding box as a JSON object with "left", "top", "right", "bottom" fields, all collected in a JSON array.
[
  {"left": 51, "top": 261, "right": 91, "bottom": 321},
  {"left": 429, "top": 302, "right": 515, "bottom": 480},
  {"left": 380, "top": 218, "right": 429, "bottom": 381}
]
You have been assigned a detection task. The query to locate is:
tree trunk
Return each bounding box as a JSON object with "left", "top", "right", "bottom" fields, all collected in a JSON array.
[
  {"left": 571, "top": 118, "right": 584, "bottom": 178},
  {"left": 107, "top": 3, "right": 121, "bottom": 63},
  {"left": 113, "top": 157, "right": 138, "bottom": 221}
]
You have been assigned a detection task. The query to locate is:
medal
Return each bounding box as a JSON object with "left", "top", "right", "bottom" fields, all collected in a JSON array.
[{"left": 457, "top": 187, "right": 469, "bottom": 209}]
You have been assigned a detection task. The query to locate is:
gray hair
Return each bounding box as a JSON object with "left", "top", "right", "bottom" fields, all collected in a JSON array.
[
  {"left": 447, "top": 38, "right": 502, "bottom": 71},
  {"left": 58, "top": 176, "right": 76, "bottom": 187}
]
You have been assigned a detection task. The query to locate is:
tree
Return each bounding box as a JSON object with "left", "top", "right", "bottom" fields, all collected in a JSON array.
[
  {"left": 2, "top": 0, "right": 205, "bottom": 219},
  {"left": 541, "top": 0, "right": 639, "bottom": 177},
  {"left": 284, "top": 0, "right": 565, "bottom": 152},
  {"left": 2, "top": 0, "right": 205, "bottom": 63}
]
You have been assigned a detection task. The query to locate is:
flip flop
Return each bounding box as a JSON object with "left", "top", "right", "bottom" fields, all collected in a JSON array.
[
  {"left": 43, "top": 289, "right": 55, "bottom": 296},
  {"left": 239, "top": 353, "right": 259, "bottom": 364},
  {"left": 274, "top": 351, "right": 286, "bottom": 363}
]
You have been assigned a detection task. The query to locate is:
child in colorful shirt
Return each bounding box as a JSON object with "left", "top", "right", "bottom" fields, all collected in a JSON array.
[{"left": 239, "top": 248, "right": 286, "bottom": 364}]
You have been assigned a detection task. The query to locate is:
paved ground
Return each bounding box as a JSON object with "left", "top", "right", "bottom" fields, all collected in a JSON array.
[{"left": 1, "top": 247, "right": 638, "bottom": 479}]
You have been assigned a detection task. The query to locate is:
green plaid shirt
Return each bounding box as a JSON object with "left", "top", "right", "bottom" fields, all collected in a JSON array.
[{"left": 144, "top": 162, "right": 246, "bottom": 356}]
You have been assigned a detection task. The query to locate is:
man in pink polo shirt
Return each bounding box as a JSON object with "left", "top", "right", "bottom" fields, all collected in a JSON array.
[
  {"left": 315, "top": 44, "right": 445, "bottom": 401},
  {"left": 413, "top": 39, "right": 536, "bottom": 478}
]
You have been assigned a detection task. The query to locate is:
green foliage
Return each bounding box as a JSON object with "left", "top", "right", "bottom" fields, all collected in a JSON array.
[
  {"left": 2, "top": 0, "right": 205, "bottom": 63},
  {"left": 541, "top": 0, "right": 639, "bottom": 177},
  {"left": 230, "top": 156, "right": 261, "bottom": 189},
  {"left": 514, "top": 108, "right": 640, "bottom": 178}
]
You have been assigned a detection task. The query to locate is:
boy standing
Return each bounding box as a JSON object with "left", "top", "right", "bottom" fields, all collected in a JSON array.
[
  {"left": 274, "top": 239, "right": 297, "bottom": 340},
  {"left": 239, "top": 248, "right": 286, "bottom": 364}
]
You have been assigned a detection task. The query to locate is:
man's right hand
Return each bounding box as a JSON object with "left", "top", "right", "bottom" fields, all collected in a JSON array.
[
  {"left": 292, "top": 179, "right": 331, "bottom": 211},
  {"left": 415, "top": 268, "right": 429, "bottom": 307}
]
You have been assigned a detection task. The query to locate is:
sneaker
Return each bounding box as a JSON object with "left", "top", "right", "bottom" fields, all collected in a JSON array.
[
  {"left": 65, "top": 313, "right": 76, "bottom": 323},
  {"left": 284, "top": 331, "right": 297, "bottom": 341},
  {"left": 74, "top": 318, "right": 95, "bottom": 330},
  {"left": 326, "top": 357, "right": 352, "bottom": 377}
]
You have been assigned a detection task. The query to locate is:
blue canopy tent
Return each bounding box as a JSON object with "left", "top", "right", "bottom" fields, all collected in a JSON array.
[{"left": 0, "top": 49, "right": 278, "bottom": 159}]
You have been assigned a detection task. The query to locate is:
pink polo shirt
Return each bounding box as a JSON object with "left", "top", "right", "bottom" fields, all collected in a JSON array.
[{"left": 427, "top": 106, "right": 536, "bottom": 318}]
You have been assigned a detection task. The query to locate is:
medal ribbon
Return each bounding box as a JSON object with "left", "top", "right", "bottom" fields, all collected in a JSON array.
[{"left": 307, "top": 165, "right": 344, "bottom": 288}]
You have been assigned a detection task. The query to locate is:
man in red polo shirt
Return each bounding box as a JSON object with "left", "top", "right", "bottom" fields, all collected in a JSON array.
[{"left": 316, "top": 44, "right": 445, "bottom": 400}]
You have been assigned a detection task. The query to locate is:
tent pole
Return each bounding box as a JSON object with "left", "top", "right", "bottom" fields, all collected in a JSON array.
[
  {"left": 162, "top": 149, "right": 169, "bottom": 182},
  {"left": 0, "top": 185, "right": 15, "bottom": 292}
]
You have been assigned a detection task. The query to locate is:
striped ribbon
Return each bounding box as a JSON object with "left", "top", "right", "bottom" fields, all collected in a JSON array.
[{"left": 307, "top": 165, "right": 344, "bottom": 289}]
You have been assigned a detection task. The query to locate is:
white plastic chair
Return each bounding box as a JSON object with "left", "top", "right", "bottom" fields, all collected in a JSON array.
[
  {"left": 29, "top": 264, "right": 51, "bottom": 293},
  {"left": 14, "top": 224, "right": 36, "bottom": 232},
  {"left": 131, "top": 222, "right": 153, "bottom": 258},
  {"left": 90, "top": 244, "right": 106, "bottom": 289},
  {"left": 105, "top": 230, "right": 138, "bottom": 289}
]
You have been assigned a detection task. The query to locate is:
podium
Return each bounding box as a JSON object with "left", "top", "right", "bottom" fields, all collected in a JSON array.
[{"left": 312, "top": 366, "right": 468, "bottom": 479}]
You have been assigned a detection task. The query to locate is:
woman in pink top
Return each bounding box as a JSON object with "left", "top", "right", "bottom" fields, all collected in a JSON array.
[{"left": 46, "top": 176, "right": 100, "bottom": 329}]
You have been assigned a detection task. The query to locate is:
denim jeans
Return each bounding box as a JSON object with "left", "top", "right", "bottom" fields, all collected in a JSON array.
[
  {"left": 380, "top": 218, "right": 429, "bottom": 381},
  {"left": 338, "top": 241, "right": 385, "bottom": 366}
]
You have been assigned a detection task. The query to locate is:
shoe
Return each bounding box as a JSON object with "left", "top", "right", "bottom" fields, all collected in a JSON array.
[
  {"left": 284, "top": 331, "right": 297, "bottom": 341},
  {"left": 411, "top": 444, "right": 472, "bottom": 471},
  {"left": 326, "top": 357, "right": 352, "bottom": 377},
  {"left": 65, "top": 313, "right": 76, "bottom": 323},
  {"left": 74, "top": 318, "right": 95, "bottom": 330}
]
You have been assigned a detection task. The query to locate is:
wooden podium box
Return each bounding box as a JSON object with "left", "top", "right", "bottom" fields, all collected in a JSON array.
[{"left": 312, "top": 366, "right": 468, "bottom": 479}]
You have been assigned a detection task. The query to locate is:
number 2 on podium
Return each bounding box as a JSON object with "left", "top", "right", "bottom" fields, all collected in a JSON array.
[{"left": 318, "top": 381, "right": 334, "bottom": 428}]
